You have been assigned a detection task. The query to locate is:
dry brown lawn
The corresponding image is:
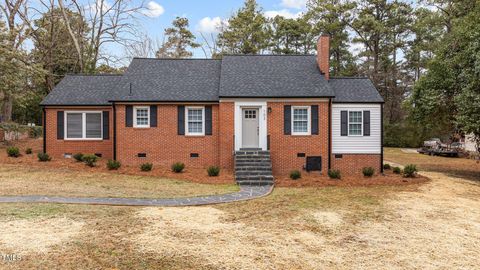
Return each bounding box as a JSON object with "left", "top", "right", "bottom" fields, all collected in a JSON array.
[
  {"left": 0, "top": 147, "right": 479, "bottom": 269},
  {"left": 0, "top": 164, "right": 238, "bottom": 198},
  {"left": 385, "top": 147, "right": 480, "bottom": 182}
]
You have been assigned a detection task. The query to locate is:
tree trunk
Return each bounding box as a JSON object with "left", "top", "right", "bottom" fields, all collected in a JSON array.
[{"left": 2, "top": 94, "right": 13, "bottom": 122}]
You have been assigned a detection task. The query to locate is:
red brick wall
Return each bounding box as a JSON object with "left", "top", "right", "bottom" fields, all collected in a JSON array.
[
  {"left": 331, "top": 154, "right": 381, "bottom": 175},
  {"left": 317, "top": 36, "right": 330, "bottom": 80},
  {"left": 116, "top": 104, "right": 220, "bottom": 167},
  {"left": 219, "top": 102, "right": 235, "bottom": 169},
  {"left": 45, "top": 107, "right": 113, "bottom": 159},
  {"left": 267, "top": 101, "right": 330, "bottom": 176}
]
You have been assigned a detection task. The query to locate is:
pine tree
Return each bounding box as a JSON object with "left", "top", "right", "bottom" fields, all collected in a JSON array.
[
  {"left": 217, "top": 0, "right": 270, "bottom": 54},
  {"left": 156, "top": 17, "right": 200, "bottom": 58}
]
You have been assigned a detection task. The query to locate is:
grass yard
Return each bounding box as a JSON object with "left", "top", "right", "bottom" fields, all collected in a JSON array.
[
  {"left": 0, "top": 146, "right": 478, "bottom": 269},
  {"left": 385, "top": 147, "right": 480, "bottom": 182},
  {"left": 0, "top": 164, "right": 238, "bottom": 198}
]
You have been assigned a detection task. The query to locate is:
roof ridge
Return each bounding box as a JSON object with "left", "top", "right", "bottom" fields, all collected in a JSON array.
[
  {"left": 223, "top": 54, "right": 315, "bottom": 57},
  {"left": 330, "top": 76, "right": 369, "bottom": 79},
  {"left": 65, "top": 73, "right": 123, "bottom": 76},
  {"left": 132, "top": 57, "right": 219, "bottom": 61}
]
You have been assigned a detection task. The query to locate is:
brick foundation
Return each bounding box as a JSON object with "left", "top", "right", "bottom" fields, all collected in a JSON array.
[{"left": 331, "top": 154, "right": 382, "bottom": 175}]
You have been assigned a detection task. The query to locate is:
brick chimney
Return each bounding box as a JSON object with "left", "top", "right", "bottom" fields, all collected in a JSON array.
[{"left": 317, "top": 35, "right": 330, "bottom": 80}]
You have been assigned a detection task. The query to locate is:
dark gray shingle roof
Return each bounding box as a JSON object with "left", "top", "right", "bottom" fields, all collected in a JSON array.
[
  {"left": 40, "top": 74, "right": 123, "bottom": 105},
  {"left": 42, "top": 57, "right": 384, "bottom": 105},
  {"left": 113, "top": 58, "right": 221, "bottom": 102},
  {"left": 330, "top": 78, "right": 384, "bottom": 103},
  {"left": 219, "top": 55, "right": 334, "bottom": 98}
]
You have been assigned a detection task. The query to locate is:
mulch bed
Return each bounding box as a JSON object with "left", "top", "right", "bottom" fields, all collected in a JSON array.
[
  {"left": 2, "top": 139, "right": 429, "bottom": 187},
  {"left": 275, "top": 170, "right": 429, "bottom": 187}
]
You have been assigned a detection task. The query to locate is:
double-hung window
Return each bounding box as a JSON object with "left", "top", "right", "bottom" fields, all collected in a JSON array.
[
  {"left": 292, "top": 106, "right": 311, "bottom": 135},
  {"left": 186, "top": 107, "right": 205, "bottom": 136},
  {"left": 65, "top": 112, "right": 102, "bottom": 140},
  {"left": 348, "top": 111, "right": 363, "bottom": 136},
  {"left": 134, "top": 106, "right": 150, "bottom": 128}
]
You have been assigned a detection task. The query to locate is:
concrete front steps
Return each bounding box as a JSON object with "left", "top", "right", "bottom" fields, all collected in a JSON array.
[{"left": 235, "top": 149, "right": 274, "bottom": 186}]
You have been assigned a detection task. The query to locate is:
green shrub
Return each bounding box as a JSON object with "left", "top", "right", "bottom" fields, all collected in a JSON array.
[
  {"left": 107, "top": 160, "right": 121, "bottom": 170},
  {"left": 6, "top": 147, "right": 20, "bottom": 157},
  {"left": 82, "top": 154, "right": 98, "bottom": 167},
  {"left": 73, "top": 153, "right": 84, "bottom": 162},
  {"left": 328, "top": 169, "right": 341, "bottom": 179},
  {"left": 403, "top": 164, "right": 417, "bottom": 178},
  {"left": 171, "top": 162, "right": 185, "bottom": 173},
  {"left": 140, "top": 163, "right": 153, "bottom": 172},
  {"left": 25, "top": 148, "right": 32, "bottom": 155},
  {"left": 362, "top": 167, "right": 375, "bottom": 177},
  {"left": 393, "top": 167, "right": 402, "bottom": 174},
  {"left": 289, "top": 170, "right": 301, "bottom": 180},
  {"left": 383, "top": 163, "right": 391, "bottom": 170},
  {"left": 37, "top": 153, "right": 51, "bottom": 162},
  {"left": 207, "top": 166, "right": 220, "bottom": 177}
]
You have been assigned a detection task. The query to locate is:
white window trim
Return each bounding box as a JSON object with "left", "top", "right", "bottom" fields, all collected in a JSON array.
[
  {"left": 185, "top": 106, "right": 205, "bottom": 136},
  {"left": 64, "top": 111, "right": 103, "bottom": 140},
  {"left": 291, "top": 106, "right": 311, "bottom": 136},
  {"left": 348, "top": 110, "right": 363, "bottom": 137},
  {"left": 133, "top": 106, "right": 150, "bottom": 128}
]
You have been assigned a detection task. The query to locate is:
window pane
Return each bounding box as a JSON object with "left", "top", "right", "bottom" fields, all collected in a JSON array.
[
  {"left": 136, "top": 108, "right": 149, "bottom": 126},
  {"left": 348, "top": 111, "right": 362, "bottom": 135},
  {"left": 349, "top": 111, "right": 362, "bottom": 123},
  {"left": 293, "top": 121, "right": 308, "bottom": 132},
  {"left": 66, "top": 113, "right": 82, "bottom": 138},
  {"left": 86, "top": 113, "right": 102, "bottom": 138},
  {"left": 293, "top": 108, "right": 308, "bottom": 133},
  {"left": 293, "top": 108, "right": 308, "bottom": 121},
  {"left": 349, "top": 124, "right": 362, "bottom": 135},
  {"left": 188, "top": 109, "right": 203, "bottom": 134}
]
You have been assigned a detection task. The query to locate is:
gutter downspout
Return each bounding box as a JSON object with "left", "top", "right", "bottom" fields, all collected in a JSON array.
[
  {"left": 328, "top": 98, "right": 332, "bottom": 171},
  {"left": 113, "top": 102, "right": 117, "bottom": 160},
  {"left": 380, "top": 104, "right": 384, "bottom": 173},
  {"left": 42, "top": 107, "right": 46, "bottom": 154}
]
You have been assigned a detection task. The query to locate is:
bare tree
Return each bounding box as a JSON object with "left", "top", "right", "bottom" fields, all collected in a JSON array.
[
  {"left": 124, "top": 34, "right": 158, "bottom": 59},
  {"left": 58, "top": 0, "right": 146, "bottom": 72},
  {"left": 199, "top": 32, "right": 219, "bottom": 59}
]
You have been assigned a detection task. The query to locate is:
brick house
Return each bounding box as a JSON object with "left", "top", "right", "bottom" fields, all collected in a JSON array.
[{"left": 41, "top": 36, "right": 384, "bottom": 184}]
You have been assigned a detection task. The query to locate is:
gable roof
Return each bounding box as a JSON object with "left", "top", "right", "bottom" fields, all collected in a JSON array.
[
  {"left": 41, "top": 57, "right": 384, "bottom": 105},
  {"left": 219, "top": 55, "right": 334, "bottom": 98},
  {"left": 330, "top": 77, "right": 384, "bottom": 103},
  {"left": 40, "top": 74, "right": 123, "bottom": 106},
  {"left": 113, "top": 58, "right": 221, "bottom": 102}
]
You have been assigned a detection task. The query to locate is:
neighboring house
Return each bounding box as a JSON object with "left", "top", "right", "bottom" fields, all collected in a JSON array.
[{"left": 40, "top": 36, "right": 384, "bottom": 182}]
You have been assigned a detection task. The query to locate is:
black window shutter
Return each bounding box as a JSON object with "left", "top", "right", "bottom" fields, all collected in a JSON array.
[
  {"left": 126, "top": 105, "right": 133, "bottom": 127},
  {"left": 284, "top": 105, "right": 291, "bottom": 135},
  {"left": 341, "top": 111, "right": 348, "bottom": 136},
  {"left": 57, "top": 111, "right": 64, "bottom": 139},
  {"left": 363, "top": 110, "right": 371, "bottom": 136},
  {"left": 311, "top": 105, "right": 319, "bottom": 135},
  {"left": 102, "top": 111, "right": 109, "bottom": 140},
  {"left": 150, "top": 105, "right": 157, "bottom": 127},
  {"left": 178, "top": 106, "right": 185, "bottom": 135},
  {"left": 205, "top": 106, "right": 212, "bottom": 135}
]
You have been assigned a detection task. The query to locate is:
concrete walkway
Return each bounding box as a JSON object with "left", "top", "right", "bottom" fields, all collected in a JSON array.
[{"left": 0, "top": 185, "right": 273, "bottom": 207}]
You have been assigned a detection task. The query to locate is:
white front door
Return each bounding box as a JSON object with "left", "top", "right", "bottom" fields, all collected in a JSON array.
[{"left": 242, "top": 108, "right": 259, "bottom": 148}]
